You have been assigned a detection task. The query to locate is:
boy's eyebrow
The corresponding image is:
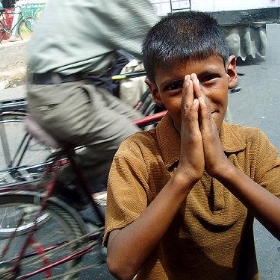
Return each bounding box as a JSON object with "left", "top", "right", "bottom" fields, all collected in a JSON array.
[
  {"left": 197, "top": 68, "right": 221, "bottom": 75},
  {"left": 197, "top": 62, "right": 225, "bottom": 75}
]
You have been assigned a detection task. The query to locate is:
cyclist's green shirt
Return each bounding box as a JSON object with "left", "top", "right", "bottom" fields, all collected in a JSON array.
[
  {"left": 27, "top": 0, "right": 159, "bottom": 75},
  {"left": 105, "top": 114, "right": 280, "bottom": 280}
]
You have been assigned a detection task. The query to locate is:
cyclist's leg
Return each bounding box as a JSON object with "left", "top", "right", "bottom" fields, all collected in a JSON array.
[
  {"left": 27, "top": 81, "right": 141, "bottom": 142},
  {"left": 27, "top": 81, "right": 142, "bottom": 187},
  {"left": 59, "top": 90, "right": 143, "bottom": 196},
  {"left": 0, "top": 191, "right": 94, "bottom": 279}
]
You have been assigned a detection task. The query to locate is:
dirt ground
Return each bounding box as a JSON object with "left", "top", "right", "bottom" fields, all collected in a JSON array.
[{"left": 0, "top": 39, "right": 27, "bottom": 89}]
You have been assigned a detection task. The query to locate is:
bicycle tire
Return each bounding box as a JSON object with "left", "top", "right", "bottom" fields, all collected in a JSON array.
[
  {"left": 0, "top": 191, "right": 90, "bottom": 279},
  {"left": 0, "top": 112, "right": 54, "bottom": 184},
  {"left": 18, "top": 16, "right": 35, "bottom": 41}
]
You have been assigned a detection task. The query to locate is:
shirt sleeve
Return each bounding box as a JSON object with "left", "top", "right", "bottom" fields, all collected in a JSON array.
[{"left": 103, "top": 135, "right": 151, "bottom": 245}]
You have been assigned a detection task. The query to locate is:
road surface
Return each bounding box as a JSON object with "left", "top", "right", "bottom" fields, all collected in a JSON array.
[{"left": 229, "top": 23, "right": 280, "bottom": 280}]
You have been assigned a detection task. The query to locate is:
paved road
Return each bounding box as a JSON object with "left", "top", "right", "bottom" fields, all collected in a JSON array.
[
  {"left": 229, "top": 23, "right": 280, "bottom": 280},
  {"left": 1, "top": 23, "right": 280, "bottom": 280}
]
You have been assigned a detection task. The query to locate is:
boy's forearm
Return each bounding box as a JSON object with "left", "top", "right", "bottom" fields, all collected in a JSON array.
[
  {"left": 107, "top": 174, "right": 194, "bottom": 279},
  {"left": 215, "top": 163, "right": 280, "bottom": 240}
]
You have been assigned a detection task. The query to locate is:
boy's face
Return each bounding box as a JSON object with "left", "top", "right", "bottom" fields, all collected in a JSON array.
[{"left": 147, "top": 55, "right": 238, "bottom": 131}]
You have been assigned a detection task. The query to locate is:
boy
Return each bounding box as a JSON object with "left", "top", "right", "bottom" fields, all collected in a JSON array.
[{"left": 104, "top": 11, "right": 280, "bottom": 280}]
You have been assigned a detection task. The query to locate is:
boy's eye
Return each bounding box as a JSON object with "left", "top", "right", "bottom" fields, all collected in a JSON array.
[
  {"left": 199, "top": 74, "right": 219, "bottom": 83},
  {"left": 165, "top": 80, "right": 184, "bottom": 91}
]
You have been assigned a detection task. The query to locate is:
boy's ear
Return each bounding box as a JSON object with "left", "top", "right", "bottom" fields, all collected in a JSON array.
[
  {"left": 226, "top": 55, "right": 238, "bottom": 89},
  {"left": 145, "top": 78, "right": 164, "bottom": 107}
]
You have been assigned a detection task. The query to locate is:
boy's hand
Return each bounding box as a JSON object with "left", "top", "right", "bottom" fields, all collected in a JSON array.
[
  {"left": 191, "top": 74, "right": 229, "bottom": 176},
  {"left": 176, "top": 75, "right": 205, "bottom": 185}
]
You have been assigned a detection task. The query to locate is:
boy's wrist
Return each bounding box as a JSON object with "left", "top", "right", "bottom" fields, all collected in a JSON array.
[
  {"left": 169, "top": 171, "right": 198, "bottom": 196},
  {"left": 211, "top": 161, "right": 237, "bottom": 182}
]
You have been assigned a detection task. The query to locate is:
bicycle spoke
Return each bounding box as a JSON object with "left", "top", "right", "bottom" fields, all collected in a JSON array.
[
  {"left": 0, "top": 193, "right": 97, "bottom": 279},
  {"left": 18, "top": 17, "right": 35, "bottom": 41}
]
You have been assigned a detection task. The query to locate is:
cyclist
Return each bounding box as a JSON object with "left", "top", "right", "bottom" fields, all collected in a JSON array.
[{"left": 26, "top": 0, "right": 159, "bottom": 209}]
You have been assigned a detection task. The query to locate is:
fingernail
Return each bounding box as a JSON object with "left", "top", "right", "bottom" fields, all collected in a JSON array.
[{"left": 191, "top": 73, "right": 199, "bottom": 84}]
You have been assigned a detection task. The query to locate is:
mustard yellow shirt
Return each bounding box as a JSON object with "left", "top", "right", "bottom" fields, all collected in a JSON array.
[{"left": 105, "top": 114, "right": 280, "bottom": 280}]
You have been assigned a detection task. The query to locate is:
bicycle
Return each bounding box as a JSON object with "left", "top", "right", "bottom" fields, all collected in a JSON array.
[
  {"left": 0, "top": 109, "right": 167, "bottom": 279},
  {"left": 0, "top": 5, "right": 35, "bottom": 43}
]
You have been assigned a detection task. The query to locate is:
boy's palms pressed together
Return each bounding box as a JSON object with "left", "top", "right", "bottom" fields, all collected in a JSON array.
[{"left": 177, "top": 74, "right": 205, "bottom": 185}]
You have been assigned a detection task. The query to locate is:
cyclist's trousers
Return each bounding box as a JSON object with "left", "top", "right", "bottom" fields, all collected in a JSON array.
[{"left": 27, "top": 80, "right": 142, "bottom": 190}]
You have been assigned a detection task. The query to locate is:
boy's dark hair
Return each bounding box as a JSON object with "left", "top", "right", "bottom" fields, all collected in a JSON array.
[{"left": 142, "top": 11, "right": 229, "bottom": 84}]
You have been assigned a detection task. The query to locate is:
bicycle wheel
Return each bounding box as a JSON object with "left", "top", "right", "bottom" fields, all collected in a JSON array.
[
  {"left": 0, "top": 191, "right": 90, "bottom": 279},
  {"left": 18, "top": 17, "right": 35, "bottom": 41},
  {"left": 0, "top": 203, "right": 50, "bottom": 237},
  {"left": 0, "top": 112, "right": 54, "bottom": 184}
]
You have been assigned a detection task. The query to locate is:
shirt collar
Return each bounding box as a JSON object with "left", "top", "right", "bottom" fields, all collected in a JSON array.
[{"left": 155, "top": 114, "right": 247, "bottom": 170}]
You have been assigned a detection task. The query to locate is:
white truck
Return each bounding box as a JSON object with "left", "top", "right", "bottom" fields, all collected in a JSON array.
[{"left": 150, "top": 0, "right": 280, "bottom": 61}]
